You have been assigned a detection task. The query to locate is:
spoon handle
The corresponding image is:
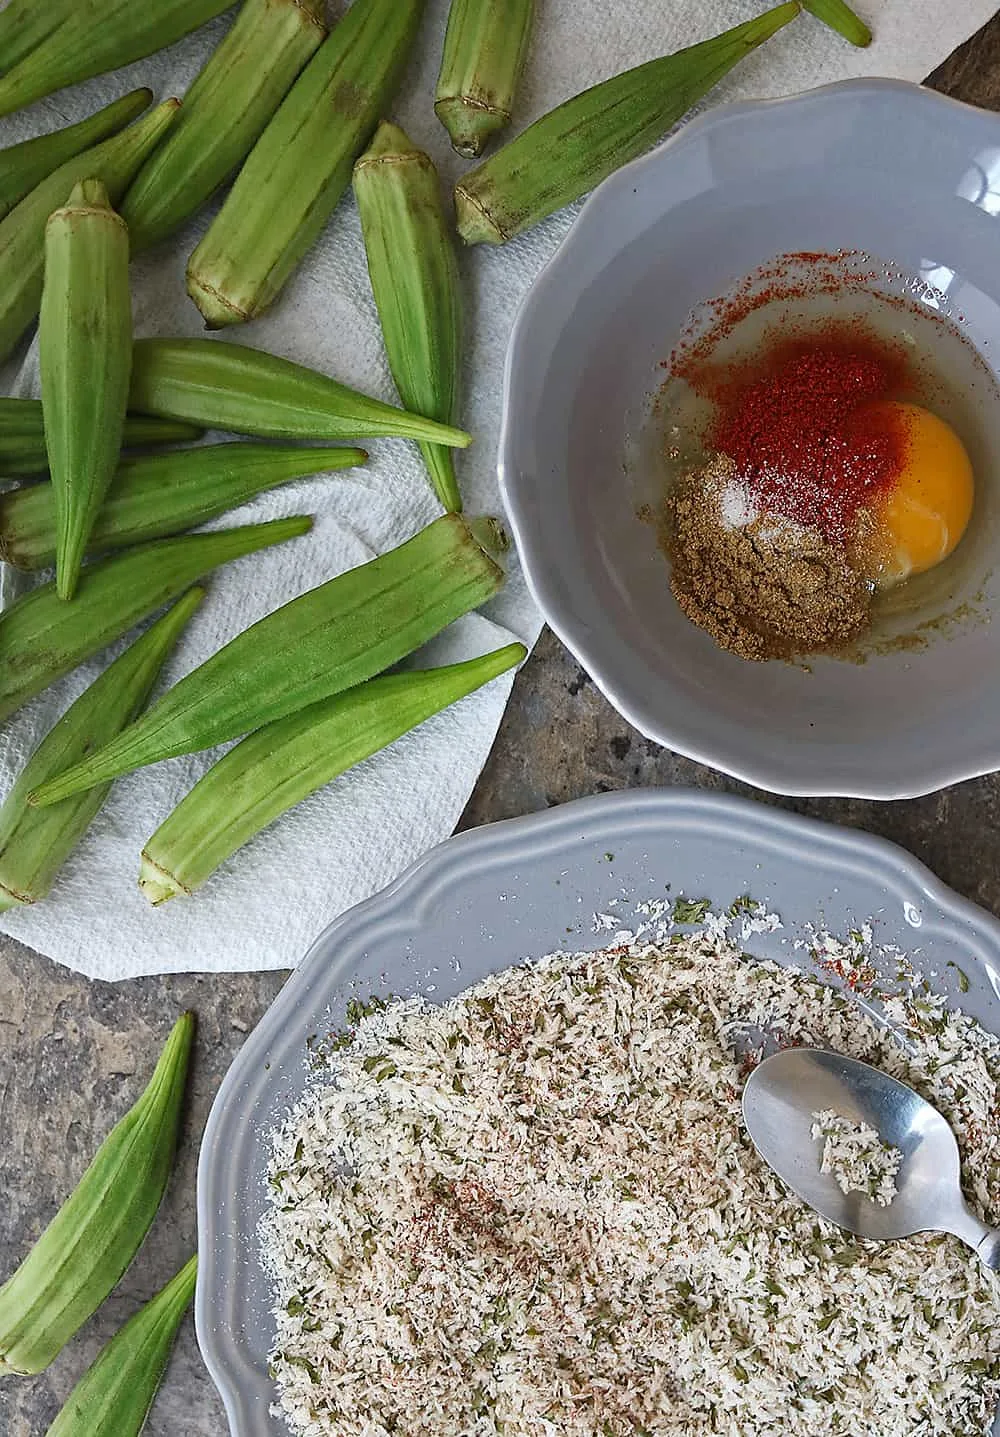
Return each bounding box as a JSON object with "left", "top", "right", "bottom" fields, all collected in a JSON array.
[
  {"left": 974, "top": 1229, "right": 1000, "bottom": 1272},
  {"left": 946, "top": 1204, "right": 1000, "bottom": 1272}
]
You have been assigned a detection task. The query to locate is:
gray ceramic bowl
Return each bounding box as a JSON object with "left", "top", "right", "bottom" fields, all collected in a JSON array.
[
  {"left": 196, "top": 788, "right": 1000, "bottom": 1437},
  {"left": 499, "top": 79, "right": 1000, "bottom": 799}
]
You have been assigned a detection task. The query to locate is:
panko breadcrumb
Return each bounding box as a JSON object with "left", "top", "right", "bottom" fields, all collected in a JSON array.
[
  {"left": 811, "top": 1109, "right": 903, "bottom": 1206},
  {"left": 263, "top": 930, "right": 1000, "bottom": 1437}
]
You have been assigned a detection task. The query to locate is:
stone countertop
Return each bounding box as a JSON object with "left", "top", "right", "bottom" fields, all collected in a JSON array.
[{"left": 4, "top": 18, "right": 1000, "bottom": 1435}]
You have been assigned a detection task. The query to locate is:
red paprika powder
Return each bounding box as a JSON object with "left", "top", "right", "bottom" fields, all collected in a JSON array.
[{"left": 706, "top": 338, "right": 911, "bottom": 545}]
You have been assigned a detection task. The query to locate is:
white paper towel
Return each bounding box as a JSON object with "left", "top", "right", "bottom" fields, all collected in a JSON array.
[{"left": 0, "top": 0, "right": 992, "bottom": 979}]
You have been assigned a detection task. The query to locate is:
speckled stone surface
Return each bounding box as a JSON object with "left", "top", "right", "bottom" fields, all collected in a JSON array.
[{"left": 3, "top": 22, "right": 1000, "bottom": 1436}]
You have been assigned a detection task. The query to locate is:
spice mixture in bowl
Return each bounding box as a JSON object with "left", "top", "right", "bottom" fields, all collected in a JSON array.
[{"left": 652, "top": 253, "right": 994, "bottom": 662}]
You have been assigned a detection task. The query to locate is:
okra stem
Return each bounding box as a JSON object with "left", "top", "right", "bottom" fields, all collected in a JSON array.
[{"left": 435, "top": 0, "right": 535, "bottom": 158}]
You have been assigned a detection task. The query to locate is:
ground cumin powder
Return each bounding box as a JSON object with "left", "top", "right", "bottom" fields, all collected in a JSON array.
[{"left": 667, "top": 456, "right": 872, "bottom": 661}]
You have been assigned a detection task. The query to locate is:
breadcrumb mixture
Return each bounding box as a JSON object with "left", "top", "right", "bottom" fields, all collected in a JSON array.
[
  {"left": 810, "top": 1109, "right": 903, "bottom": 1206},
  {"left": 263, "top": 931, "right": 1000, "bottom": 1437}
]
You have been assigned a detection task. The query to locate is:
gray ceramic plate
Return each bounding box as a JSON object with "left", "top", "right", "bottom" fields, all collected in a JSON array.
[
  {"left": 196, "top": 787, "right": 1000, "bottom": 1436},
  {"left": 499, "top": 79, "right": 1000, "bottom": 799}
]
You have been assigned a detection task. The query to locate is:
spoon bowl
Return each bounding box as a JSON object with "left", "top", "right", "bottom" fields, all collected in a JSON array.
[{"left": 742, "top": 1047, "right": 1000, "bottom": 1268}]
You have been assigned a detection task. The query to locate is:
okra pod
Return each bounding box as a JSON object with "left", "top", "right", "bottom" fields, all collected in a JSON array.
[
  {"left": 46, "top": 1255, "right": 197, "bottom": 1437},
  {"left": 187, "top": 0, "right": 425, "bottom": 328},
  {"left": 32, "top": 514, "right": 506, "bottom": 803},
  {"left": 0, "top": 590, "right": 204, "bottom": 912},
  {"left": 0, "top": 401, "right": 201, "bottom": 477},
  {"left": 0, "top": 516, "right": 309, "bottom": 724},
  {"left": 454, "top": 4, "right": 800, "bottom": 245},
  {"left": 140, "top": 643, "right": 527, "bottom": 901},
  {"left": 435, "top": 0, "right": 534, "bottom": 158},
  {"left": 802, "top": 0, "right": 871, "bottom": 45},
  {"left": 129, "top": 337, "right": 471, "bottom": 447},
  {"left": 0, "top": 1013, "right": 194, "bottom": 1375},
  {"left": 0, "top": 0, "right": 233, "bottom": 119},
  {"left": 122, "top": 0, "right": 326, "bottom": 252},
  {"left": 0, "top": 0, "right": 73, "bottom": 78},
  {"left": 0, "top": 100, "right": 179, "bottom": 367},
  {"left": 0, "top": 443, "right": 366, "bottom": 570},
  {"left": 0, "top": 90, "right": 151, "bottom": 221},
  {"left": 354, "top": 123, "right": 463, "bottom": 512},
  {"left": 41, "top": 180, "right": 132, "bottom": 601}
]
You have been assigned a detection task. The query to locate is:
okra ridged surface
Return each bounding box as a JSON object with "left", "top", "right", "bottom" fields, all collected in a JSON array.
[
  {"left": 0, "top": 89, "right": 152, "bottom": 221},
  {"left": 0, "top": 1014, "right": 194, "bottom": 1375},
  {"left": 0, "top": 442, "right": 366, "bottom": 570},
  {"left": 0, "top": 401, "right": 200, "bottom": 476},
  {"left": 31, "top": 514, "right": 507, "bottom": 804},
  {"left": 0, "top": 0, "right": 233, "bottom": 118},
  {"left": 0, "top": 591, "right": 204, "bottom": 912},
  {"left": 140, "top": 643, "right": 527, "bottom": 901},
  {"left": 0, "top": 516, "right": 310, "bottom": 723},
  {"left": 435, "top": 0, "right": 535, "bottom": 157},
  {"left": 354, "top": 123, "right": 464, "bottom": 512},
  {"left": 187, "top": 0, "right": 426, "bottom": 327},
  {"left": 454, "top": 4, "right": 799, "bottom": 245},
  {"left": 40, "top": 179, "right": 133, "bottom": 601},
  {"left": 0, "top": 99, "right": 179, "bottom": 366},
  {"left": 122, "top": 0, "right": 327, "bottom": 252},
  {"left": 0, "top": 0, "right": 73, "bottom": 78},
  {"left": 128, "top": 337, "right": 471, "bottom": 446}
]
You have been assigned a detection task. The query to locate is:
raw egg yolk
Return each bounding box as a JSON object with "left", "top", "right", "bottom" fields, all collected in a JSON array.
[{"left": 854, "top": 401, "right": 974, "bottom": 590}]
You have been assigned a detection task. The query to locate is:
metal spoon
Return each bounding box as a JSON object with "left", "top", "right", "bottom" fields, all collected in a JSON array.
[{"left": 742, "top": 1046, "right": 1000, "bottom": 1271}]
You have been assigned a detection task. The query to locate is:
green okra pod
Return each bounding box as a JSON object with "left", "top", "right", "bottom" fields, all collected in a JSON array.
[
  {"left": 141, "top": 642, "right": 527, "bottom": 901},
  {"left": 0, "top": 443, "right": 366, "bottom": 570},
  {"left": 40, "top": 179, "right": 133, "bottom": 601},
  {"left": 0, "top": 515, "right": 310, "bottom": 724},
  {"left": 0, "top": 1014, "right": 194, "bottom": 1375},
  {"left": 0, "top": 590, "right": 204, "bottom": 912},
  {"left": 0, "top": 0, "right": 233, "bottom": 118},
  {"left": 128, "top": 337, "right": 471, "bottom": 447},
  {"left": 32, "top": 513, "right": 506, "bottom": 804},
  {"left": 802, "top": 0, "right": 871, "bottom": 45},
  {"left": 0, "top": 90, "right": 152, "bottom": 221},
  {"left": 187, "top": 0, "right": 425, "bottom": 328},
  {"left": 122, "top": 0, "right": 327, "bottom": 252},
  {"left": 0, "top": 99, "right": 179, "bottom": 367},
  {"left": 454, "top": 4, "right": 800, "bottom": 245},
  {"left": 0, "top": 0, "right": 73, "bottom": 78},
  {"left": 0, "top": 401, "right": 201, "bottom": 477},
  {"left": 354, "top": 123, "right": 464, "bottom": 513},
  {"left": 46, "top": 1254, "right": 197, "bottom": 1437},
  {"left": 435, "top": 0, "right": 535, "bottom": 158}
]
